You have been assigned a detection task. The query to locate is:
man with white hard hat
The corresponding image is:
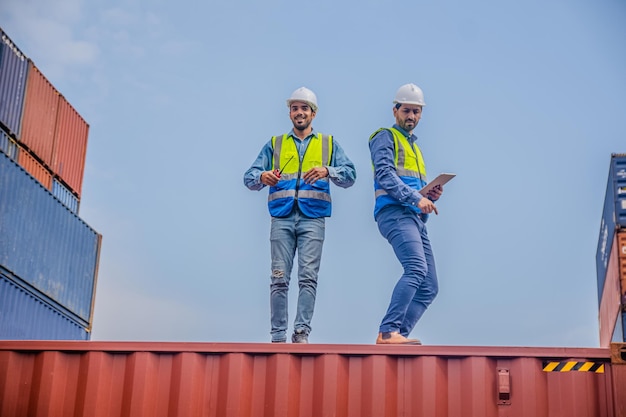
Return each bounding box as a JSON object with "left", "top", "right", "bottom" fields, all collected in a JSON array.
[
  {"left": 369, "top": 83, "right": 444, "bottom": 345},
  {"left": 244, "top": 86, "right": 356, "bottom": 343}
]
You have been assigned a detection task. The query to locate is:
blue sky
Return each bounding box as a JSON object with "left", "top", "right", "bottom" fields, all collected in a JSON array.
[{"left": 1, "top": 0, "right": 625, "bottom": 347}]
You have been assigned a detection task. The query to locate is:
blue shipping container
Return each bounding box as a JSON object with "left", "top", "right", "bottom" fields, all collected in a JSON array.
[
  {"left": 596, "top": 153, "right": 626, "bottom": 305},
  {"left": 0, "top": 270, "right": 89, "bottom": 340},
  {"left": 0, "top": 126, "right": 18, "bottom": 160},
  {"left": 0, "top": 28, "right": 28, "bottom": 138},
  {"left": 0, "top": 149, "right": 101, "bottom": 323},
  {"left": 52, "top": 178, "right": 80, "bottom": 214}
]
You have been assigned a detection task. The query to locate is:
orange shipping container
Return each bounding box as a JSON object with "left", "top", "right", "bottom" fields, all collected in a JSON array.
[
  {"left": 19, "top": 61, "right": 60, "bottom": 167},
  {"left": 0, "top": 341, "right": 625, "bottom": 417},
  {"left": 52, "top": 95, "right": 88, "bottom": 197},
  {"left": 17, "top": 147, "right": 52, "bottom": 189}
]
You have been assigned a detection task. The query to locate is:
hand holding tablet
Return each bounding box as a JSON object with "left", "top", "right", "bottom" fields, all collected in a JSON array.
[{"left": 419, "top": 173, "right": 456, "bottom": 197}]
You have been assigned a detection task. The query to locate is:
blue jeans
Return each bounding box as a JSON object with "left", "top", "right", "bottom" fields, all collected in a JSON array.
[
  {"left": 376, "top": 206, "right": 438, "bottom": 336},
  {"left": 269, "top": 209, "right": 325, "bottom": 342}
]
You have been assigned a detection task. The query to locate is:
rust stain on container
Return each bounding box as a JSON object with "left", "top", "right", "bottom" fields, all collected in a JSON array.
[
  {"left": 19, "top": 60, "right": 60, "bottom": 168},
  {"left": 0, "top": 341, "right": 622, "bottom": 417},
  {"left": 52, "top": 95, "right": 89, "bottom": 197},
  {"left": 17, "top": 147, "right": 52, "bottom": 189}
]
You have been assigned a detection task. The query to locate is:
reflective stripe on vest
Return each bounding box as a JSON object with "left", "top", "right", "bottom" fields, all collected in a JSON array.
[
  {"left": 370, "top": 127, "right": 427, "bottom": 216},
  {"left": 267, "top": 133, "right": 333, "bottom": 218}
]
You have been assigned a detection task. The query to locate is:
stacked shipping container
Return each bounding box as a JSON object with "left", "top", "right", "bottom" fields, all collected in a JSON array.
[
  {"left": 0, "top": 27, "right": 101, "bottom": 340},
  {"left": 0, "top": 28, "right": 87, "bottom": 213},
  {"left": 597, "top": 154, "right": 626, "bottom": 346}
]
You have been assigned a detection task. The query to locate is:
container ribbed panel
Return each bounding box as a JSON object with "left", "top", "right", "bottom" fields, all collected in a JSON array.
[
  {"left": 0, "top": 150, "right": 100, "bottom": 323},
  {"left": 16, "top": 146, "right": 52, "bottom": 189},
  {"left": 0, "top": 273, "right": 89, "bottom": 340},
  {"left": 52, "top": 178, "right": 80, "bottom": 214},
  {"left": 0, "top": 342, "right": 621, "bottom": 417},
  {"left": 52, "top": 95, "right": 88, "bottom": 196},
  {"left": 19, "top": 60, "right": 60, "bottom": 166},
  {"left": 0, "top": 29, "right": 28, "bottom": 138},
  {"left": 0, "top": 127, "right": 18, "bottom": 160}
]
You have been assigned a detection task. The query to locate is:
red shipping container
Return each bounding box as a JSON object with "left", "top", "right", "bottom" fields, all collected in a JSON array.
[
  {"left": 17, "top": 147, "right": 52, "bottom": 189},
  {"left": 52, "top": 95, "right": 89, "bottom": 197},
  {"left": 0, "top": 341, "right": 624, "bottom": 417},
  {"left": 19, "top": 60, "right": 60, "bottom": 168}
]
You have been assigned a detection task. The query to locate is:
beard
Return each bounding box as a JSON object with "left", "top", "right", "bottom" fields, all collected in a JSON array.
[
  {"left": 398, "top": 118, "right": 417, "bottom": 132},
  {"left": 292, "top": 117, "right": 312, "bottom": 131}
]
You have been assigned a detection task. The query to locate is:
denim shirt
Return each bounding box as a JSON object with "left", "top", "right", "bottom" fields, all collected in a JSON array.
[
  {"left": 244, "top": 128, "right": 356, "bottom": 191},
  {"left": 369, "top": 124, "right": 428, "bottom": 213}
]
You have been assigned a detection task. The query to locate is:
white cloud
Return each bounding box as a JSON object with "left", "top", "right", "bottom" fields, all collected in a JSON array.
[{"left": 0, "top": 0, "right": 98, "bottom": 80}]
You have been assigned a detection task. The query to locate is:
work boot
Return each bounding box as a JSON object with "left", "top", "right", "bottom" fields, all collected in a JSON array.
[
  {"left": 376, "top": 331, "right": 421, "bottom": 345},
  {"left": 292, "top": 329, "right": 309, "bottom": 344}
]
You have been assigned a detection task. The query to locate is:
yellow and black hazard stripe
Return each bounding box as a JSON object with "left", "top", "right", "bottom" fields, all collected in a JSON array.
[{"left": 542, "top": 361, "right": 605, "bottom": 373}]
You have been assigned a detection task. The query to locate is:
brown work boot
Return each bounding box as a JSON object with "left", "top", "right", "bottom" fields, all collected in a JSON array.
[{"left": 376, "top": 331, "right": 422, "bottom": 345}]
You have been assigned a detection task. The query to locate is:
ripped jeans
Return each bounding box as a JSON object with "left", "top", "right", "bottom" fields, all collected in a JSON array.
[{"left": 269, "top": 209, "right": 325, "bottom": 342}]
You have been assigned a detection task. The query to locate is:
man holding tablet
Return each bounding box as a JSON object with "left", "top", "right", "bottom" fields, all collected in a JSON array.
[{"left": 368, "top": 83, "right": 450, "bottom": 345}]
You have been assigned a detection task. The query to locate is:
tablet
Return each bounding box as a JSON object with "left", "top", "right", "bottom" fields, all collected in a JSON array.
[{"left": 419, "top": 173, "right": 456, "bottom": 196}]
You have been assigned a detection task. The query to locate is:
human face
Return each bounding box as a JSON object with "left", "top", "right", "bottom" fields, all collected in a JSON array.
[
  {"left": 289, "top": 101, "right": 316, "bottom": 132},
  {"left": 393, "top": 104, "right": 422, "bottom": 133}
]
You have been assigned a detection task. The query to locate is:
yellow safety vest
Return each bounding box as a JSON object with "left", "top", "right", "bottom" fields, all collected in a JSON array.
[
  {"left": 268, "top": 133, "right": 333, "bottom": 218},
  {"left": 369, "top": 127, "right": 427, "bottom": 217}
]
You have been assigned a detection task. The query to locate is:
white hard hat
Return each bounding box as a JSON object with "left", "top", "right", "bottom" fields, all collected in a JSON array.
[
  {"left": 286, "top": 87, "right": 318, "bottom": 112},
  {"left": 393, "top": 83, "right": 426, "bottom": 106}
]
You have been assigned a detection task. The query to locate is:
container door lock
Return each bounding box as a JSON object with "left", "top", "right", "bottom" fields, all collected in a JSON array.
[{"left": 497, "top": 368, "right": 511, "bottom": 405}]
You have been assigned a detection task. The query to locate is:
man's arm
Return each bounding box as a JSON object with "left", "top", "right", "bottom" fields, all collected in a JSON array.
[
  {"left": 369, "top": 130, "right": 423, "bottom": 205},
  {"left": 326, "top": 139, "right": 356, "bottom": 189},
  {"left": 243, "top": 140, "right": 273, "bottom": 191}
]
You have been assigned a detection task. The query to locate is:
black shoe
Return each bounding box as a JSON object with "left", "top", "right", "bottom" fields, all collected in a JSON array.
[{"left": 291, "top": 330, "right": 308, "bottom": 343}]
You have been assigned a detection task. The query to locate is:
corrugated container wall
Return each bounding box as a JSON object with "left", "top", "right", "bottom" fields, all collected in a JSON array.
[
  {"left": 16, "top": 144, "right": 52, "bottom": 189},
  {"left": 52, "top": 178, "right": 80, "bottom": 214},
  {"left": 597, "top": 154, "right": 626, "bottom": 304},
  {"left": 619, "top": 232, "right": 626, "bottom": 299},
  {"left": 599, "top": 231, "right": 625, "bottom": 346},
  {"left": 52, "top": 95, "right": 89, "bottom": 197},
  {"left": 0, "top": 29, "right": 27, "bottom": 138},
  {"left": 0, "top": 150, "right": 101, "bottom": 325},
  {"left": 0, "top": 127, "right": 18, "bottom": 160},
  {"left": 0, "top": 342, "right": 625, "bottom": 417},
  {"left": 19, "top": 60, "right": 59, "bottom": 167},
  {"left": 0, "top": 271, "right": 89, "bottom": 340},
  {"left": 618, "top": 313, "right": 626, "bottom": 345},
  {"left": 614, "top": 232, "right": 626, "bottom": 343}
]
